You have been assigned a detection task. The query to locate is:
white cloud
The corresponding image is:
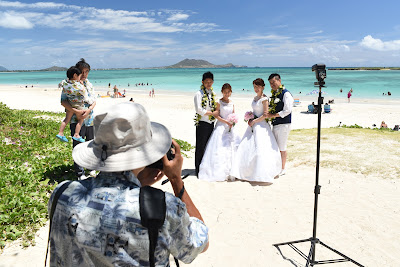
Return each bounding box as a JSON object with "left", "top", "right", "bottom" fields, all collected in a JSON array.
[
  {"left": 10, "top": 38, "right": 31, "bottom": 43},
  {"left": 0, "top": 11, "right": 33, "bottom": 29},
  {"left": 0, "top": 0, "right": 79, "bottom": 10},
  {"left": 183, "top": 23, "right": 227, "bottom": 32},
  {"left": 360, "top": 35, "right": 400, "bottom": 51},
  {"left": 245, "top": 34, "right": 290, "bottom": 41},
  {"left": 63, "top": 39, "right": 153, "bottom": 52},
  {"left": 0, "top": 1, "right": 222, "bottom": 33},
  {"left": 341, "top": 44, "right": 350, "bottom": 52},
  {"left": 167, "top": 13, "right": 189, "bottom": 21},
  {"left": 310, "top": 30, "right": 323, "bottom": 34}
]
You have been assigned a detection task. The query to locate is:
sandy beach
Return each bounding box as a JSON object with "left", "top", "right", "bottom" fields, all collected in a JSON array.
[{"left": 1, "top": 85, "right": 400, "bottom": 266}]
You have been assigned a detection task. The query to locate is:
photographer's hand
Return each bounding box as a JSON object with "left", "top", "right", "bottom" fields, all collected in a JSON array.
[{"left": 162, "top": 139, "right": 183, "bottom": 187}]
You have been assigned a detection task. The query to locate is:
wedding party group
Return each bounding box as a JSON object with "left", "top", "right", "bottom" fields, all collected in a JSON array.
[{"left": 194, "top": 71, "right": 294, "bottom": 183}]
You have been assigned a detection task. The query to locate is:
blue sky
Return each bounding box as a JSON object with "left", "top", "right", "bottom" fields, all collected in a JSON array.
[{"left": 1, "top": 0, "right": 400, "bottom": 70}]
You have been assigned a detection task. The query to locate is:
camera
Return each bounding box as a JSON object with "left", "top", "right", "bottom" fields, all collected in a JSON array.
[
  {"left": 146, "top": 143, "right": 175, "bottom": 170},
  {"left": 312, "top": 64, "right": 326, "bottom": 85}
]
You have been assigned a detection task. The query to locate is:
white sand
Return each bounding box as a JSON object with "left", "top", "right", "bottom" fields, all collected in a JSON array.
[{"left": 1, "top": 85, "right": 400, "bottom": 266}]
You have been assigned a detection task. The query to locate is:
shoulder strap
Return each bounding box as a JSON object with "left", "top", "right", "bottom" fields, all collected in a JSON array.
[
  {"left": 139, "top": 186, "right": 180, "bottom": 267},
  {"left": 45, "top": 181, "right": 72, "bottom": 267},
  {"left": 140, "top": 186, "right": 166, "bottom": 267}
]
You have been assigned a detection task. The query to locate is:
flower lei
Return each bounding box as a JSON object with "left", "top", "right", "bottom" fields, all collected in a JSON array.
[
  {"left": 194, "top": 85, "right": 217, "bottom": 126},
  {"left": 266, "top": 84, "right": 284, "bottom": 122}
]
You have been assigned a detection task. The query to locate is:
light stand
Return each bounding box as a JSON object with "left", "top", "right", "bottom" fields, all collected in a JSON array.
[{"left": 273, "top": 65, "right": 364, "bottom": 267}]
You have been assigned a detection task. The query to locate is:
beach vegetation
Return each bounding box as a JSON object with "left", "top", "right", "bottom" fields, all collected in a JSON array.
[
  {"left": 289, "top": 127, "right": 400, "bottom": 178},
  {"left": 340, "top": 124, "right": 398, "bottom": 132},
  {"left": 0, "top": 103, "right": 194, "bottom": 249},
  {"left": 175, "top": 139, "right": 195, "bottom": 157}
]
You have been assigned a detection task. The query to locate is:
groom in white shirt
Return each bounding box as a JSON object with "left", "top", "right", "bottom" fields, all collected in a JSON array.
[
  {"left": 194, "top": 71, "right": 218, "bottom": 177},
  {"left": 266, "top": 73, "right": 294, "bottom": 176}
]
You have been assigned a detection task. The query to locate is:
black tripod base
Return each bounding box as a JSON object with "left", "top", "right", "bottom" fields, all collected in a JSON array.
[{"left": 273, "top": 238, "right": 364, "bottom": 267}]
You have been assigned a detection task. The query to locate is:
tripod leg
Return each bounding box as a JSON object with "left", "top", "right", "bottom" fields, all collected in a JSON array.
[
  {"left": 305, "top": 241, "right": 315, "bottom": 267},
  {"left": 273, "top": 238, "right": 311, "bottom": 247},
  {"left": 318, "top": 241, "right": 365, "bottom": 267}
]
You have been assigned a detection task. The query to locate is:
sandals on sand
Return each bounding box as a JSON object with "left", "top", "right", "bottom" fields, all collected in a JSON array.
[{"left": 56, "top": 135, "right": 68, "bottom": 142}]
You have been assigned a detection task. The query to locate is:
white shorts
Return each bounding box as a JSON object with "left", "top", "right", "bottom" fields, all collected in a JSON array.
[{"left": 272, "top": 124, "right": 291, "bottom": 151}]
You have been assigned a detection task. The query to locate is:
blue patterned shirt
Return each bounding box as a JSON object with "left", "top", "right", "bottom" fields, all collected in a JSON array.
[{"left": 48, "top": 172, "right": 208, "bottom": 266}]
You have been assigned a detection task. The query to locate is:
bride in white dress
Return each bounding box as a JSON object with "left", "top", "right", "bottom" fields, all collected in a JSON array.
[
  {"left": 199, "top": 83, "right": 241, "bottom": 182},
  {"left": 230, "top": 78, "right": 282, "bottom": 183}
]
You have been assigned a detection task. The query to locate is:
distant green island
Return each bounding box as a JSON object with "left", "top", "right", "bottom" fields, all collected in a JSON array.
[{"left": 162, "top": 58, "right": 247, "bottom": 69}]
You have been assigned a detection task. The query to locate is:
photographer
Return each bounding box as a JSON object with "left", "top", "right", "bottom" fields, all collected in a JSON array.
[{"left": 48, "top": 102, "right": 209, "bottom": 266}]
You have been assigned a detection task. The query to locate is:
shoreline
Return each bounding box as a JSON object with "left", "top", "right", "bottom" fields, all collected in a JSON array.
[
  {"left": 1, "top": 82, "right": 400, "bottom": 101},
  {"left": 1, "top": 84, "right": 400, "bottom": 102}
]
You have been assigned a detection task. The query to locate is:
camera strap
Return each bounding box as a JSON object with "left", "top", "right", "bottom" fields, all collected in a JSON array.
[
  {"left": 45, "top": 180, "right": 72, "bottom": 267},
  {"left": 140, "top": 186, "right": 180, "bottom": 267}
]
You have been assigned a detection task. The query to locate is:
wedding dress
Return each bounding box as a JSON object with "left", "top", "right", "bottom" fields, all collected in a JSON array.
[
  {"left": 198, "top": 100, "right": 241, "bottom": 182},
  {"left": 230, "top": 96, "right": 282, "bottom": 183}
]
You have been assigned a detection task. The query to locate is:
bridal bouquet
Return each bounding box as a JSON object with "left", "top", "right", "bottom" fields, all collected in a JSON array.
[
  {"left": 244, "top": 111, "right": 257, "bottom": 132},
  {"left": 227, "top": 113, "right": 239, "bottom": 132},
  {"left": 244, "top": 111, "right": 255, "bottom": 122}
]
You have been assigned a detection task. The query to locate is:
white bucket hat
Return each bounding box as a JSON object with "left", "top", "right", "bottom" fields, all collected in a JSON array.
[{"left": 72, "top": 102, "right": 171, "bottom": 172}]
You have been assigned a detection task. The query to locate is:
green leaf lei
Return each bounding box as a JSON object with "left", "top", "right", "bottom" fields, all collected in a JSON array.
[
  {"left": 266, "top": 85, "right": 284, "bottom": 122},
  {"left": 194, "top": 85, "right": 217, "bottom": 126}
]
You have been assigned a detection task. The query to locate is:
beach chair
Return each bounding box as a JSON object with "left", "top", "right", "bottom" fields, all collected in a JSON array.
[
  {"left": 324, "top": 104, "right": 331, "bottom": 113},
  {"left": 307, "top": 104, "right": 314, "bottom": 113},
  {"left": 293, "top": 98, "right": 301, "bottom": 106}
]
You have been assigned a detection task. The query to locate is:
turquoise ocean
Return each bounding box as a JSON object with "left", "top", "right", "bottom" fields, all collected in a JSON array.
[{"left": 1, "top": 68, "right": 399, "bottom": 99}]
